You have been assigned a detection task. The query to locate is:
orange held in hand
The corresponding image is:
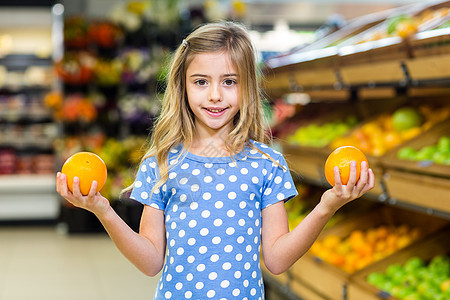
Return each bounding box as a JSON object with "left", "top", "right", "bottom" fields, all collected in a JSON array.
[
  {"left": 61, "top": 152, "right": 107, "bottom": 195},
  {"left": 324, "top": 146, "right": 368, "bottom": 186}
]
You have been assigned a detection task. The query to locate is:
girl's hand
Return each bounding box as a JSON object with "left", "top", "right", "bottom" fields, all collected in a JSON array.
[
  {"left": 320, "top": 161, "right": 375, "bottom": 214},
  {"left": 56, "top": 172, "right": 111, "bottom": 217}
]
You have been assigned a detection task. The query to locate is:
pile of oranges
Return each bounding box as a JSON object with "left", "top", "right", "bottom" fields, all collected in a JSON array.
[
  {"left": 331, "top": 105, "right": 450, "bottom": 157},
  {"left": 309, "top": 225, "right": 422, "bottom": 273}
]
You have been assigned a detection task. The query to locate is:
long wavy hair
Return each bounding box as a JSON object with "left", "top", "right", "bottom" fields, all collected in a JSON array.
[{"left": 123, "top": 21, "right": 270, "bottom": 195}]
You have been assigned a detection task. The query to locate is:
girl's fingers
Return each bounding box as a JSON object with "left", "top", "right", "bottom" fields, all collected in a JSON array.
[
  {"left": 57, "top": 173, "right": 68, "bottom": 195},
  {"left": 333, "top": 166, "right": 342, "bottom": 186},
  {"left": 72, "top": 176, "right": 82, "bottom": 198},
  {"left": 88, "top": 181, "right": 98, "bottom": 198},
  {"left": 347, "top": 161, "right": 358, "bottom": 187},
  {"left": 355, "top": 161, "right": 369, "bottom": 193},
  {"left": 362, "top": 168, "right": 375, "bottom": 193},
  {"left": 56, "top": 172, "right": 61, "bottom": 194}
]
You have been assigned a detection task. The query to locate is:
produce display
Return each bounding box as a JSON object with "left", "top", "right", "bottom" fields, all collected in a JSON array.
[
  {"left": 262, "top": 2, "right": 450, "bottom": 300},
  {"left": 356, "top": 7, "right": 450, "bottom": 43},
  {"left": 63, "top": 16, "right": 89, "bottom": 49},
  {"left": 93, "top": 58, "right": 123, "bottom": 86},
  {"left": 55, "top": 52, "right": 95, "bottom": 85},
  {"left": 366, "top": 255, "right": 450, "bottom": 300},
  {"left": 286, "top": 115, "right": 358, "bottom": 147},
  {"left": 119, "top": 48, "right": 158, "bottom": 85},
  {"left": 397, "top": 136, "right": 450, "bottom": 165},
  {"left": 309, "top": 225, "right": 423, "bottom": 273},
  {"left": 88, "top": 21, "right": 124, "bottom": 49},
  {"left": 331, "top": 105, "right": 450, "bottom": 156}
]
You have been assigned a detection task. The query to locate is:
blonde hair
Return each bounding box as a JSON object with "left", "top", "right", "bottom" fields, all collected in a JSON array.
[{"left": 123, "top": 21, "right": 270, "bottom": 195}]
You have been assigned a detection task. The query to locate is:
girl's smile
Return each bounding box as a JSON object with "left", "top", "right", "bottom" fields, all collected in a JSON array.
[
  {"left": 203, "top": 106, "right": 228, "bottom": 116},
  {"left": 186, "top": 51, "right": 240, "bottom": 139}
]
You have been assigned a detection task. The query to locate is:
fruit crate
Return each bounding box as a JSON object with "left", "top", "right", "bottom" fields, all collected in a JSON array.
[
  {"left": 337, "top": 1, "right": 449, "bottom": 69},
  {"left": 407, "top": 0, "right": 450, "bottom": 57},
  {"left": 405, "top": 52, "right": 450, "bottom": 82},
  {"left": 262, "top": 4, "right": 403, "bottom": 93},
  {"left": 331, "top": 97, "right": 450, "bottom": 194},
  {"left": 288, "top": 205, "right": 448, "bottom": 300},
  {"left": 409, "top": 25, "right": 450, "bottom": 58},
  {"left": 381, "top": 118, "right": 450, "bottom": 213},
  {"left": 289, "top": 276, "right": 331, "bottom": 300},
  {"left": 347, "top": 227, "right": 450, "bottom": 300},
  {"left": 279, "top": 103, "right": 370, "bottom": 184},
  {"left": 322, "top": 97, "right": 407, "bottom": 195},
  {"left": 338, "top": 59, "right": 406, "bottom": 86},
  {"left": 406, "top": 26, "right": 450, "bottom": 81}
]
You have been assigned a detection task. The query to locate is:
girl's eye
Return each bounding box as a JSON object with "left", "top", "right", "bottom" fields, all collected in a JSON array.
[
  {"left": 195, "top": 79, "right": 207, "bottom": 86},
  {"left": 224, "top": 79, "right": 237, "bottom": 86}
]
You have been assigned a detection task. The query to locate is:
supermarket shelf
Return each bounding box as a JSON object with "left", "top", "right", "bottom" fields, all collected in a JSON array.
[
  {"left": 382, "top": 197, "right": 450, "bottom": 221},
  {"left": 293, "top": 171, "right": 450, "bottom": 221},
  {"left": 264, "top": 2, "right": 450, "bottom": 300},
  {"left": 263, "top": 3, "right": 450, "bottom": 100},
  {"left": 0, "top": 174, "right": 55, "bottom": 192},
  {"left": 0, "top": 54, "right": 52, "bottom": 71},
  {"left": 0, "top": 174, "right": 59, "bottom": 220}
]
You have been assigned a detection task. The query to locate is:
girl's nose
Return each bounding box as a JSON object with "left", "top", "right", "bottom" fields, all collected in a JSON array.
[{"left": 208, "top": 84, "right": 222, "bottom": 102}]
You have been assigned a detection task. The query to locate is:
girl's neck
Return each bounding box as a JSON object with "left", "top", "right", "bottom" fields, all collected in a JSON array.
[
  {"left": 187, "top": 123, "right": 232, "bottom": 157},
  {"left": 187, "top": 137, "right": 230, "bottom": 157}
]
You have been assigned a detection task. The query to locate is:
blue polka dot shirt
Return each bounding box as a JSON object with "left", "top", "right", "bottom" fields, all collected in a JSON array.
[{"left": 130, "top": 141, "right": 298, "bottom": 299}]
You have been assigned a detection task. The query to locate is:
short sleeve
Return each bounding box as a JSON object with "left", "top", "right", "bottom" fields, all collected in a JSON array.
[
  {"left": 261, "top": 153, "right": 298, "bottom": 209},
  {"left": 129, "top": 157, "right": 165, "bottom": 210}
]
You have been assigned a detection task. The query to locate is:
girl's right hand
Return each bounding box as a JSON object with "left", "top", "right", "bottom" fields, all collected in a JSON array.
[
  {"left": 319, "top": 161, "right": 374, "bottom": 215},
  {"left": 56, "top": 172, "right": 111, "bottom": 217}
]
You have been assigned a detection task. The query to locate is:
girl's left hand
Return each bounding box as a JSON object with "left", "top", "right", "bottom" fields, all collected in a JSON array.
[
  {"left": 56, "top": 172, "right": 111, "bottom": 217},
  {"left": 320, "top": 160, "right": 375, "bottom": 213}
]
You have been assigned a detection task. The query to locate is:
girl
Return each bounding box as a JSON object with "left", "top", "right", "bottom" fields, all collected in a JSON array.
[{"left": 56, "top": 21, "right": 374, "bottom": 299}]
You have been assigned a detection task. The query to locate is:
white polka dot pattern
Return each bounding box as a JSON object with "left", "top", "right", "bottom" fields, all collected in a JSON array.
[{"left": 130, "top": 141, "right": 297, "bottom": 299}]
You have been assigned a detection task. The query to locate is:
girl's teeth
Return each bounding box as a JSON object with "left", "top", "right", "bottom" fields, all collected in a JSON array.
[{"left": 207, "top": 108, "right": 224, "bottom": 113}]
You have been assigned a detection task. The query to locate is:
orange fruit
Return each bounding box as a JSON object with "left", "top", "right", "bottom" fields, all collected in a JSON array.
[
  {"left": 61, "top": 152, "right": 107, "bottom": 195},
  {"left": 324, "top": 146, "right": 369, "bottom": 186}
]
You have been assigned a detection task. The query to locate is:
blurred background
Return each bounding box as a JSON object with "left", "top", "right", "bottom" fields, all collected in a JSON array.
[{"left": 1, "top": 1, "right": 449, "bottom": 300}]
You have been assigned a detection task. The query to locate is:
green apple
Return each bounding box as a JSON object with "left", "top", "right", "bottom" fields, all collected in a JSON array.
[
  {"left": 391, "top": 268, "right": 407, "bottom": 285},
  {"left": 381, "top": 281, "right": 394, "bottom": 292},
  {"left": 416, "top": 145, "right": 437, "bottom": 161},
  {"left": 437, "top": 136, "right": 450, "bottom": 153},
  {"left": 403, "top": 273, "right": 420, "bottom": 287},
  {"left": 404, "top": 292, "right": 425, "bottom": 300},
  {"left": 392, "top": 107, "right": 423, "bottom": 131},
  {"left": 433, "top": 294, "right": 448, "bottom": 300},
  {"left": 405, "top": 257, "right": 425, "bottom": 272},
  {"left": 386, "top": 264, "right": 403, "bottom": 278},
  {"left": 429, "top": 255, "right": 450, "bottom": 277},
  {"left": 390, "top": 285, "right": 403, "bottom": 298},
  {"left": 433, "top": 152, "right": 448, "bottom": 165},
  {"left": 396, "top": 286, "right": 415, "bottom": 299},
  {"left": 398, "top": 146, "right": 417, "bottom": 160},
  {"left": 417, "top": 280, "right": 440, "bottom": 296},
  {"left": 367, "top": 272, "right": 386, "bottom": 288}
]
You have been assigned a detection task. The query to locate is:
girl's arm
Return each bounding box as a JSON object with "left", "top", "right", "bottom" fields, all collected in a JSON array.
[
  {"left": 56, "top": 173, "right": 166, "bottom": 277},
  {"left": 261, "top": 161, "right": 374, "bottom": 275}
]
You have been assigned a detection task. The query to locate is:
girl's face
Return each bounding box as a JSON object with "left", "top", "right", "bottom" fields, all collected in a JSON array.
[{"left": 185, "top": 51, "right": 240, "bottom": 139}]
